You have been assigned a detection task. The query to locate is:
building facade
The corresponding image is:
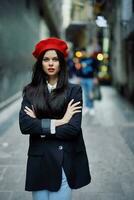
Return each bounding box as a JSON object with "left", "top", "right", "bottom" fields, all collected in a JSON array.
[
  {"left": 66, "top": 0, "right": 95, "bottom": 49},
  {"left": 108, "top": 0, "right": 134, "bottom": 100},
  {"left": 0, "top": 0, "right": 63, "bottom": 107}
]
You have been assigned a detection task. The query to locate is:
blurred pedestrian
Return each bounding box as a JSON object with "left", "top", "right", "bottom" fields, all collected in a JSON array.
[
  {"left": 75, "top": 48, "right": 99, "bottom": 116},
  {"left": 66, "top": 52, "right": 75, "bottom": 78},
  {"left": 19, "top": 38, "right": 91, "bottom": 200}
]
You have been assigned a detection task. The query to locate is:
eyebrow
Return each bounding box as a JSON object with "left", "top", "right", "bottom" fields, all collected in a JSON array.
[{"left": 43, "top": 55, "right": 58, "bottom": 58}]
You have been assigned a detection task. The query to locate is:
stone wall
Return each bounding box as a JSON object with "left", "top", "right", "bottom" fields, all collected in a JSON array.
[{"left": 0, "top": 0, "right": 46, "bottom": 104}]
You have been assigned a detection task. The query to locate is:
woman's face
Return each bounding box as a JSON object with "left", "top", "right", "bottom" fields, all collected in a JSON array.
[{"left": 42, "top": 50, "right": 60, "bottom": 78}]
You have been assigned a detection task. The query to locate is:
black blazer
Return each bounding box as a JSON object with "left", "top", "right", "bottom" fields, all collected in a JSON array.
[{"left": 19, "top": 83, "right": 91, "bottom": 191}]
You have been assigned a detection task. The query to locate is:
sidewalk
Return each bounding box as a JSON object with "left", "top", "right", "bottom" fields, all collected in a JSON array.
[{"left": 0, "top": 86, "right": 134, "bottom": 200}]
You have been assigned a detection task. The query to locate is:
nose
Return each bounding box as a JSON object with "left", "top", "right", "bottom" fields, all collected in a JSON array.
[{"left": 49, "top": 59, "right": 53, "bottom": 66}]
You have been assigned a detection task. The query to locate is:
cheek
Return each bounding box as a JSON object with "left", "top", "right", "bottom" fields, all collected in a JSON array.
[
  {"left": 56, "top": 66, "right": 60, "bottom": 74},
  {"left": 56, "top": 63, "right": 60, "bottom": 72},
  {"left": 42, "top": 62, "right": 47, "bottom": 72}
]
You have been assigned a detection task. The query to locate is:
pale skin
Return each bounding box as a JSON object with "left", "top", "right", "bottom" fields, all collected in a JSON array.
[{"left": 24, "top": 50, "right": 82, "bottom": 126}]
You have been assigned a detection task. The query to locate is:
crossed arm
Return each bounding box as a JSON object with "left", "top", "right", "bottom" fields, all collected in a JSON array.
[{"left": 19, "top": 86, "right": 82, "bottom": 140}]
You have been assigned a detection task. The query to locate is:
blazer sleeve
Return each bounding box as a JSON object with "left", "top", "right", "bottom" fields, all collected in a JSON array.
[
  {"left": 55, "top": 85, "right": 83, "bottom": 140},
  {"left": 19, "top": 95, "right": 51, "bottom": 136}
]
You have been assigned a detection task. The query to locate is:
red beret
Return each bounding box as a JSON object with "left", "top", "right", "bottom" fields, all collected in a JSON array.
[{"left": 32, "top": 37, "right": 68, "bottom": 58}]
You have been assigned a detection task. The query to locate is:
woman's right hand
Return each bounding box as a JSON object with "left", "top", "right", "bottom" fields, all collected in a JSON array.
[
  {"left": 24, "top": 106, "right": 36, "bottom": 118},
  {"left": 62, "top": 99, "right": 82, "bottom": 124}
]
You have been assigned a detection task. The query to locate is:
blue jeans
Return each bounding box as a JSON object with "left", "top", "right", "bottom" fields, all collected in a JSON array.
[
  {"left": 80, "top": 78, "right": 94, "bottom": 108},
  {"left": 32, "top": 168, "right": 72, "bottom": 200}
]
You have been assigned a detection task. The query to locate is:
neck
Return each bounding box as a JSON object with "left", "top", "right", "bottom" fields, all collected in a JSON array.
[{"left": 47, "top": 76, "right": 58, "bottom": 85}]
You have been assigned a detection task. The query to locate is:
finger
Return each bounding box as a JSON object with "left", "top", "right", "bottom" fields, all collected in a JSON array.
[
  {"left": 72, "top": 106, "right": 82, "bottom": 111},
  {"left": 24, "top": 108, "right": 34, "bottom": 115},
  {"left": 24, "top": 109, "right": 34, "bottom": 116},
  {"left": 32, "top": 105, "right": 35, "bottom": 112},
  {"left": 24, "top": 109, "right": 29, "bottom": 113},
  {"left": 68, "top": 99, "right": 74, "bottom": 106},
  {"left": 24, "top": 109, "right": 35, "bottom": 118},
  {"left": 71, "top": 101, "right": 81, "bottom": 107},
  {"left": 72, "top": 110, "right": 82, "bottom": 114},
  {"left": 72, "top": 108, "right": 82, "bottom": 113},
  {"left": 25, "top": 106, "right": 33, "bottom": 112},
  {"left": 24, "top": 109, "right": 32, "bottom": 115}
]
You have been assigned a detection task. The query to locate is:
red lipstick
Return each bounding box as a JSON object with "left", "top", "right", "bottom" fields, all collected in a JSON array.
[{"left": 48, "top": 68, "right": 55, "bottom": 72}]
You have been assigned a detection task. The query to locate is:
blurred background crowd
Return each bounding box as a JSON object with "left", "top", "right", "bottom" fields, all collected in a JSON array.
[{"left": 0, "top": 0, "right": 134, "bottom": 111}]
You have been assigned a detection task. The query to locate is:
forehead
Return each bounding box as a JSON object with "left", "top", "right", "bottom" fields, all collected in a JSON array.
[{"left": 43, "top": 50, "right": 58, "bottom": 57}]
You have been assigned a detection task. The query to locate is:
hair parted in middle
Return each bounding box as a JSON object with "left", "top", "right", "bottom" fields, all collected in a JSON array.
[{"left": 23, "top": 49, "right": 68, "bottom": 119}]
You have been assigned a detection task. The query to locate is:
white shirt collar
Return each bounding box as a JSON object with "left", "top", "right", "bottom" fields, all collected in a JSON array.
[{"left": 47, "top": 81, "right": 57, "bottom": 93}]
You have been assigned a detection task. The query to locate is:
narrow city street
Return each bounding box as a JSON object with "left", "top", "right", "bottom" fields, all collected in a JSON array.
[{"left": 0, "top": 86, "right": 134, "bottom": 200}]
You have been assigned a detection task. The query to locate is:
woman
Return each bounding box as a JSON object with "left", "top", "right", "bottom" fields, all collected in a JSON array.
[{"left": 19, "top": 37, "right": 91, "bottom": 200}]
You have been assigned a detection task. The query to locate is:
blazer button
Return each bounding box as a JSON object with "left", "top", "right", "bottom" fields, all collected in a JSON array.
[{"left": 58, "top": 145, "right": 63, "bottom": 150}]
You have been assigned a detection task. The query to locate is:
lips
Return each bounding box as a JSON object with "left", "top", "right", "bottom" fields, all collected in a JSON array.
[{"left": 48, "top": 68, "right": 55, "bottom": 72}]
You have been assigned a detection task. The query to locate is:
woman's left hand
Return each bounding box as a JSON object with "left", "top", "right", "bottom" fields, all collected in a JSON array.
[{"left": 24, "top": 106, "right": 36, "bottom": 118}]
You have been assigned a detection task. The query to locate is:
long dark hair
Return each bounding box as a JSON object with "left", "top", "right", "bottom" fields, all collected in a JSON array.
[{"left": 23, "top": 50, "right": 68, "bottom": 119}]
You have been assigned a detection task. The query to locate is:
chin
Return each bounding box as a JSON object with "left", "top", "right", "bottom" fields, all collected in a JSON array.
[{"left": 47, "top": 72, "right": 56, "bottom": 76}]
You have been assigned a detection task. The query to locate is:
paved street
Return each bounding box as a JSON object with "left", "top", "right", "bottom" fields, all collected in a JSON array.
[{"left": 0, "top": 86, "right": 134, "bottom": 200}]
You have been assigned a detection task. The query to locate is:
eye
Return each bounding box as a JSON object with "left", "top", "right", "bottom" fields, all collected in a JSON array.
[
  {"left": 52, "top": 57, "right": 59, "bottom": 61},
  {"left": 43, "top": 57, "right": 49, "bottom": 62}
]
